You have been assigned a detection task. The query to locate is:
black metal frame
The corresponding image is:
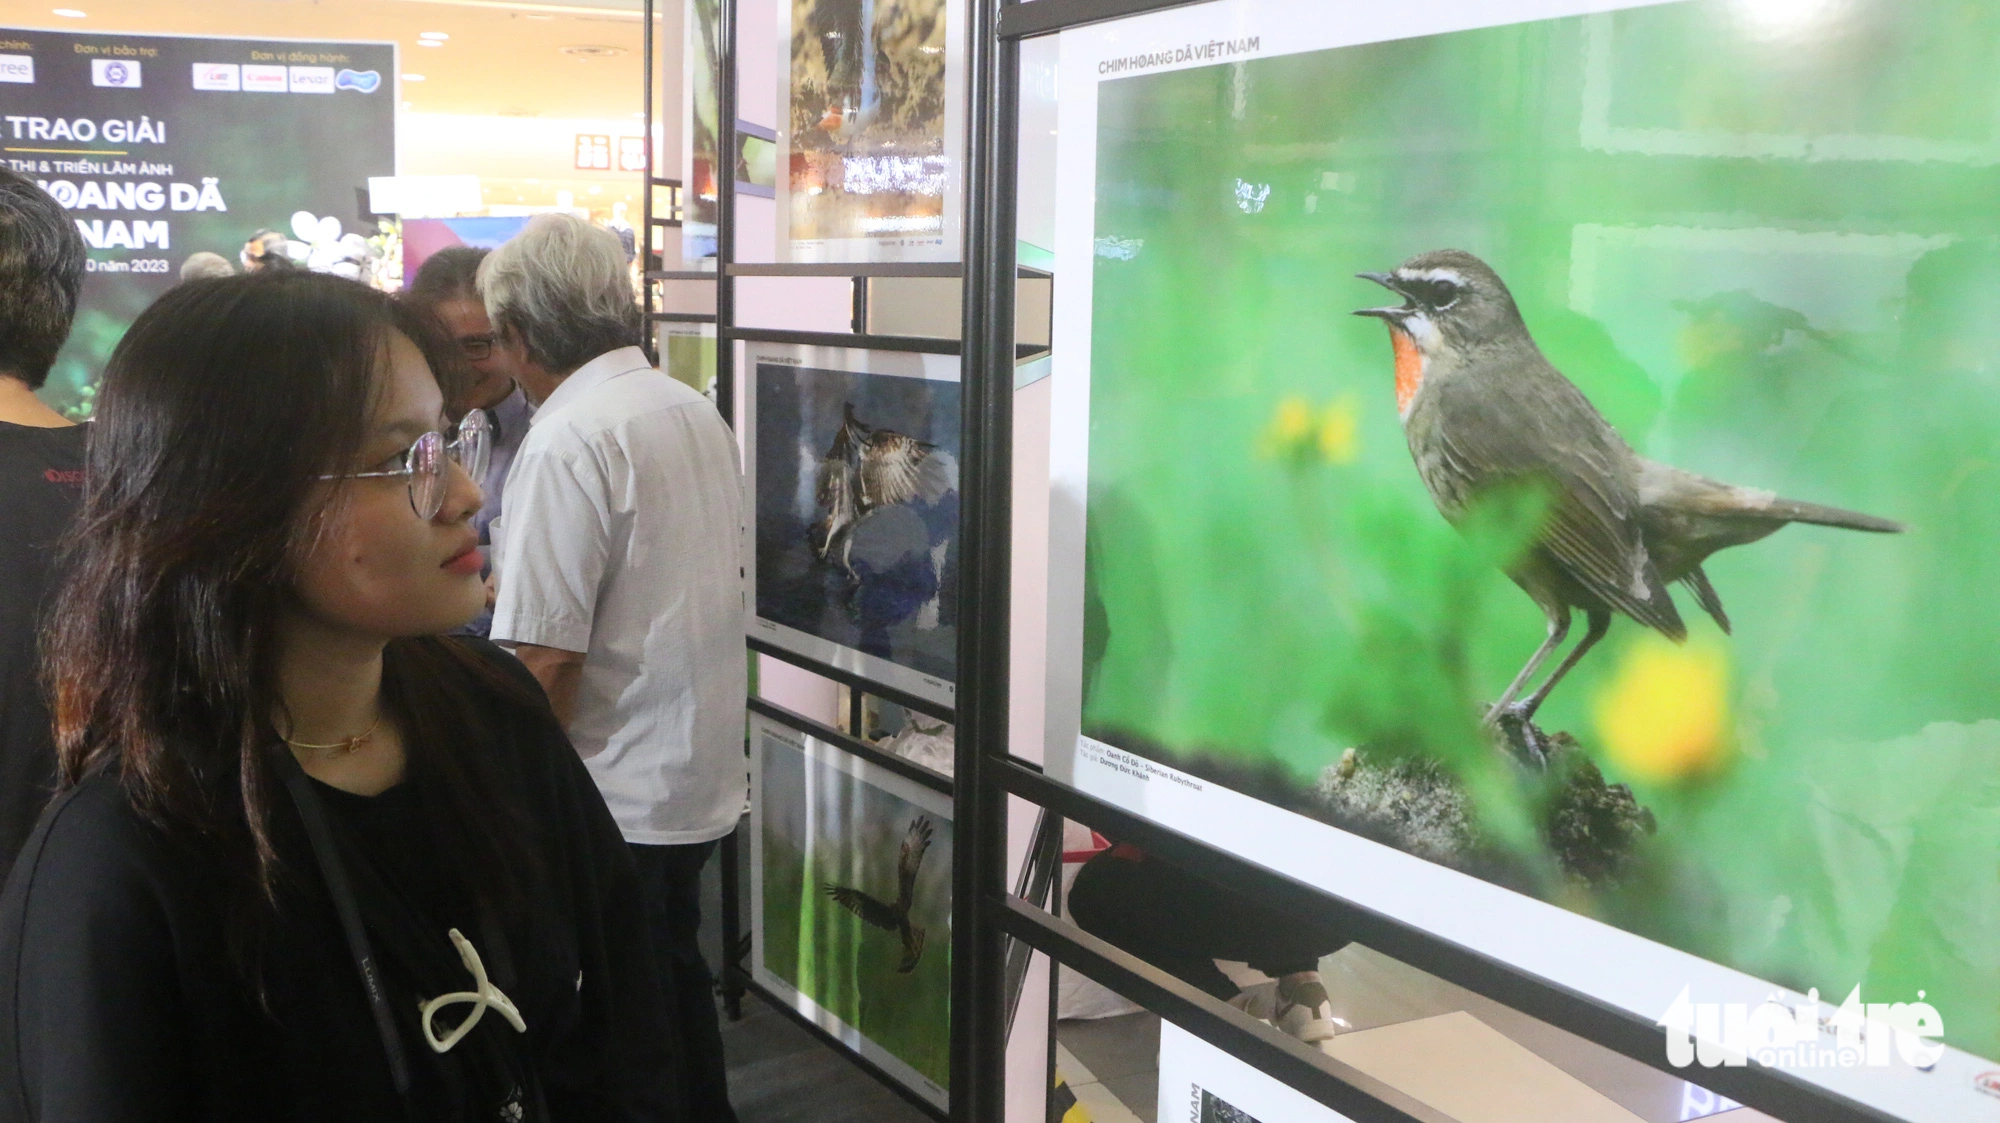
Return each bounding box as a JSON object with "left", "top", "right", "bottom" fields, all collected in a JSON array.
[
  {"left": 945, "top": 1, "right": 1014, "bottom": 1118},
  {"left": 943, "top": 4, "right": 1913, "bottom": 1123},
  {"left": 640, "top": 0, "right": 696, "bottom": 359},
  {"left": 725, "top": 325, "right": 963, "bottom": 355},
  {"left": 1001, "top": 898, "right": 1439, "bottom": 1123},
  {"left": 731, "top": 261, "right": 966, "bottom": 277},
  {"left": 746, "top": 636, "right": 957, "bottom": 724},
  {"left": 739, "top": 697, "right": 956, "bottom": 1119},
  {"left": 654, "top": 2, "right": 1900, "bottom": 1121},
  {"left": 996, "top": 0, "right": 1210, "bottom": 37},
  {"left": 654, "top": 0, "right": 988, "bottom": 1114},
  {"left": 738, "top": 975, "right": 953, "bottom": 1122},
  {"left": 749, "top": 696, "right": 954, "bottom": 797}
]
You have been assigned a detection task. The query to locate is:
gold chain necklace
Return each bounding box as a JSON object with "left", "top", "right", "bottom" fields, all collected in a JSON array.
[{"left": 281, "top": 714, "right": 382, "bottom": 755}]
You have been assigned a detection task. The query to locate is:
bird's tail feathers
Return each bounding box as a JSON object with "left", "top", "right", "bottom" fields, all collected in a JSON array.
[
  {"left": 1758, "top": 496, "right": 1903, "bottom": 534},
  {"left": 1641, "top": 461, "right": 1903, "bottom": 534},
  {"left": 1682, "top": 565, "right": 1731, "bottom": 635}
]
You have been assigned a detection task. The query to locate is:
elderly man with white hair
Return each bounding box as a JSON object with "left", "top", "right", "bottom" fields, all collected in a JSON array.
[{"left": 482, "top": 213, "right": 745, "bottom": 1122}]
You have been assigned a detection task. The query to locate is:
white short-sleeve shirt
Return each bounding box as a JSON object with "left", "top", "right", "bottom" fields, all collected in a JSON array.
[{"left": 490, "top": 347, "right": 747, "bottom": 845}]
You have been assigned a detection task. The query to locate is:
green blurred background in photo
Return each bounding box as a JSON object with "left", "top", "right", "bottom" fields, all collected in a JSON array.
[
  {"left": 1083, "top": 0, "right": 2000, "bottom": 1057},
  {"left": 760, "top": 738, "right": 953, "bottom": 1091}
]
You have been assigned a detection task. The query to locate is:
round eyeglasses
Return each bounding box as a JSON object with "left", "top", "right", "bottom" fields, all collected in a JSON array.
[{"left": 321, "top": 411, "right": 491, "bottom": 520}]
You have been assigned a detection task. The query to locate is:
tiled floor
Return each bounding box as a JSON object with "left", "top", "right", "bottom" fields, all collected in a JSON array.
[
  {"left": 1058, "top": 1011, "right": 1161, "bottom": 1122},
  {"left": 720, "top": 998, "right": 936, "bottom": 1123}
]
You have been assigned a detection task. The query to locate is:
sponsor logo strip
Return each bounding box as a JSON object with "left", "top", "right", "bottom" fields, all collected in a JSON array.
[
  {"left": 191, "top": 62, "right": 239, "bottom": 91},
  {"left": 90, "top": 58, "right": 141, "bottom": 88},
  {"left": 288, "top": 65, "right": 334, "bottom": 94},
  {"left": 242, "top": 64, "right": 287, "bottom": 92}
]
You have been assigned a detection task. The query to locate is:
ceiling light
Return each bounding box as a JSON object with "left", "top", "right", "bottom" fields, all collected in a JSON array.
[
  {"left": 417, "top": 40, "right": 442, "bottom": 48},
  {"left": 53, "top": 8, "right": 86, "bottom": 16},
  {"left": 419, "top": 31, "right": 449, "bottom": 41},
  {"left": 559, "top": 44, "right": 625, "bottom": 58},
  {"left": 1732, "top": 0, "right": 1846, "bottom": 36},
  {"left": 402, "top": 73, "right": 426, "bottom": 81}
]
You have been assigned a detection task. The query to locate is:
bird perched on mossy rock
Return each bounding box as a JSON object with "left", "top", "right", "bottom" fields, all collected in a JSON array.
[{"left": 1355, "top": 250, "right": 1901, "bottom": 757}]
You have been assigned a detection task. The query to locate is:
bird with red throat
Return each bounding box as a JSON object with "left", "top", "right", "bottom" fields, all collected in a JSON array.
[{"left": 1354, "top": 249, "right": 1902, "bottom": 750}]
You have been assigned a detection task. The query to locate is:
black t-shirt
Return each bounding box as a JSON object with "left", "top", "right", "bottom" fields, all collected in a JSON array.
[
  {"left": 0, "top": 422, "right": 85, "bottom": 886},
  {"left": 0, "top": 639, "right": 682, "bottom": 1122}
]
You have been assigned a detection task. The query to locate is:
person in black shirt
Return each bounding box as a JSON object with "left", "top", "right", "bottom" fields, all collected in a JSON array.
[
  {"left": 0, "top": 167, "right": 89, "bottom": 886},
  {"left": 0, "top": 272, "right": 681, "bottom": 1121},
  {"left": 1067, "top": 843, "right": 1350, "bottom": 1054}
]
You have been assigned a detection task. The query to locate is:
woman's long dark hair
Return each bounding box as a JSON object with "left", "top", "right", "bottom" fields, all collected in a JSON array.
[{"left": 43, "top": 272, "right": 541, "bottom": 963}]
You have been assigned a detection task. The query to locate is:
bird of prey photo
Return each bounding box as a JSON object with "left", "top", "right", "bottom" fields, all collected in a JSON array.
[
  {"left": 1355, "top": 249, "right": 1902, "bottom": 734},
  {"left": 810, "top": 401, "right": 956, "bottom": 576},
  {"left": 824, "top": 815, "right": 935, "bottom": 974}
]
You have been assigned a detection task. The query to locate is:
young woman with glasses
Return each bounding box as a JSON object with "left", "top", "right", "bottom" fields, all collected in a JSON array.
[{"left": 0, "top": 272, "right": 681, "bottom": 1121}]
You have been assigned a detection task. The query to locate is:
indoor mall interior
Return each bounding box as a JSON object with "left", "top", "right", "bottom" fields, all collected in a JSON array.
[{"left": 0, "top": 1, "right": 1989, "bottom": 1121}]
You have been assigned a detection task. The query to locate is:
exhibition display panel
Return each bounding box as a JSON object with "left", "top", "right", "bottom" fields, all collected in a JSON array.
[
  {"left": 742, "top": 341, "right": 964, "bottom": 707},
  {"left": 685, "top": 0, "right": 723, "bottom": 263},
  {"left": 774, "top": 0, "right": 968, "bottom": 263},
  {"left": 1029, "top": 1, "right": 1999, "bottom": 1121},
  {"left": 662, "top": 0, "right": 2000, "bottom": 1119},
  {"left": 749, "top": 711, "right": 956, "bottom": 1110}
]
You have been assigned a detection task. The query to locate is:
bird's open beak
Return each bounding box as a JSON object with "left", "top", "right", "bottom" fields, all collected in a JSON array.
[{"left": 1354, "top": 271, "right": 1413, "bottom": 320}]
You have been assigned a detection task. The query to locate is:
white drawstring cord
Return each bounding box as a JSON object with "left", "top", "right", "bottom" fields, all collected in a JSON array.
[{"left": 418, "top": 928, "right": 527, "bottom": 1053}]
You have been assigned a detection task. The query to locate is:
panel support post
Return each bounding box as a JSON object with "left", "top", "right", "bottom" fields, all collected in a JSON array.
[
  {"left": 949, "top": 0, "right": 1020, "bottom": 1120},
  {"left": 715, "top": 0, "right": 739, "bottom": 426}
]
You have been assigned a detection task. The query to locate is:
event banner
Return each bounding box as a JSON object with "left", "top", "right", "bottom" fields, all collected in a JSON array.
[
  {"left": 742, "top": 340, "right": 960, "bottom": 705},
  {"left": 1044, "top": 1, "right": 1998, "bottom": 1119},
  {"left": 773, "top": 0, "right": 965, "bottom": 262},
  {"left": 1, "top": 27, "right": 394, "bottom": 418},
  {"left": 749, "top": 714, "right": 952, "bottom": 1108}
]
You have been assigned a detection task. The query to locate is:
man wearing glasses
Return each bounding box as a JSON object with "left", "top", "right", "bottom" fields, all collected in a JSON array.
[{"left": 403, "top": 246, "right": 535, "bottom": 636}]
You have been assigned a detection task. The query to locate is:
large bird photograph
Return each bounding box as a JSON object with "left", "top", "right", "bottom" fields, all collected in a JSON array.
[
  {"left": 1077, "top": 0, "right": 2000, "bottom": 1062},
  {"left": 756, "top": 731, "right": 953, "bottom": 1097},
  {"left": 786, "top": 0, "right": 950, "bottom": 251},
  {"left": 754, "top": 360, "right": 960, "bottom": 685}
]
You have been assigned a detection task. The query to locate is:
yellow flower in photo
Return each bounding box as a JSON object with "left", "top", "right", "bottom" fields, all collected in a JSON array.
[
  {"left": 1593, "top": 635, "right": 1732, "bottom": 784},
  {"left": 1268, "top": 395, "right": 1314, "bottom": 448},
  {"left": 1317, "top": 395, "right": 1360, "bottom": 464},
  {"left": 1261, "top": 394, "right": 1359, "bottom": 465}
]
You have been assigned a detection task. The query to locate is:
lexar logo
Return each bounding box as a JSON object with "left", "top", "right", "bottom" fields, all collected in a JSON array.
[{"left": 335, "top": 68, "right": 380, "bottom": 94}]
